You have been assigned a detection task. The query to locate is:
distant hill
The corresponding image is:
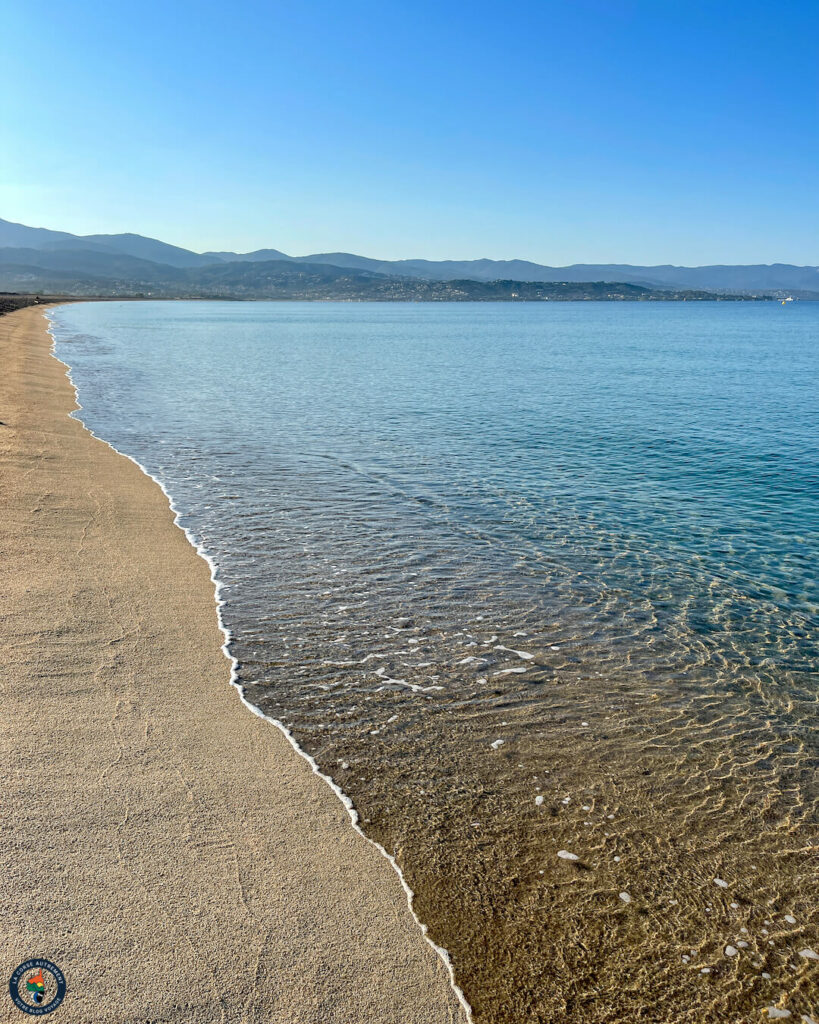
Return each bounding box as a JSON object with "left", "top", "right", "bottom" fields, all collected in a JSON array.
[
  {"left": 0, "top": 258, "right": 765, "bottom": 305},
  {"left": 0, "top": 218, "right": 213, "bottom": 268},
  {"left": 202, "top": 248, "right": 291, "bottom": 263},
  {"left": 0, "top": 215, "right": 809, "bottom": 297},
  {"left": 0, "top": 245, "right": 187, "bottom": 280}
]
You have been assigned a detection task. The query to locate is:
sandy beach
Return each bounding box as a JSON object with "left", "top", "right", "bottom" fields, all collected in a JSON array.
[{"left": 0, "top": 306, "right": 467, "bottom": 1024}]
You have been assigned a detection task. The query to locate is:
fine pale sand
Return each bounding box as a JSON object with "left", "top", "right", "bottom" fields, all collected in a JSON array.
[{"left": 0, "top": 307, "right": 468, "bottom": 1024}]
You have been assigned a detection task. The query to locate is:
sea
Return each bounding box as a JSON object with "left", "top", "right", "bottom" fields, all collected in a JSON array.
[{"left": 50, "top": 299, "right": 818, "bottom": 1023}]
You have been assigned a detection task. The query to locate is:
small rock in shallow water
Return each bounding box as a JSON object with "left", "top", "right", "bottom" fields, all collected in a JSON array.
[
  {"left": 619, "top": 891, "right": 631, "bottom": 903},
  {"left": 798, "top": 948, "right": 818, "bottom": 960},
  {"left": 765, "top": 1009, "right": 791, "bottom": 1019},
  {"left": 490, "top": 739, "right": 505, "bottom": 750},
  {"left": 725, "top": 945, "right": 738, "bottom": 957},
  {"left": 784, "top": 914, "right": 797, "bottom": 924},
  {"left": 535, "top": 795, "right": 544, "bottom": 806},
  {"left": 557, "top": 850, "right": 580, "bottom": 861},
  {"left": 714, "top": 877, "right": 729, "bottom": 888}
]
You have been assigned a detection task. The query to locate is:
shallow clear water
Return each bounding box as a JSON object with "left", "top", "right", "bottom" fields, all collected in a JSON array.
[{"left": 52, "top": 300, "right": 818, "bottom": 1022}]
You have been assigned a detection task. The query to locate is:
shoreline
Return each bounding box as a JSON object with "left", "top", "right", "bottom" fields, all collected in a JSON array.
[
  {"left": 46, "top": 304, "right": 472, "bottom": 1021},
  {"left": 0, "top": 305, "right": 469, "bottom": 1023}
]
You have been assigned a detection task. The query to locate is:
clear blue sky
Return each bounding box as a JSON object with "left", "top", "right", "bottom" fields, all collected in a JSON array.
[{"left": 2, "top": 0, "right": 817, "bottom": 264}]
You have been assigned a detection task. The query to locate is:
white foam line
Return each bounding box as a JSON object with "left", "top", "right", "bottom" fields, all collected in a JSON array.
[{"left": 45, "top": 307, "right": 473, "bottom": 1023}]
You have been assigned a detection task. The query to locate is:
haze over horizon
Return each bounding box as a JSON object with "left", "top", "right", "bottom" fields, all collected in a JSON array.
[{"left": 2, "top": 0, "right": 817, "bottom": 265}]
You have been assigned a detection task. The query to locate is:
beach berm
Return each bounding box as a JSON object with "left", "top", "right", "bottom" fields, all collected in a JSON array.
[{"left": 0, "top": 306, "right": 467, "bottom": 1024}]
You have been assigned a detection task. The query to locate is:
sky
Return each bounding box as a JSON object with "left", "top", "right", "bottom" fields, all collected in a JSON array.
[{"left": 1, "top": 0, "right": 817, "bottom": 265}]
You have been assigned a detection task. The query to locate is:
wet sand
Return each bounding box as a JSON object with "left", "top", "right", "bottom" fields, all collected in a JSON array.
[{"left": 0, "top": 306, "right": 468, "bottom": 1024}]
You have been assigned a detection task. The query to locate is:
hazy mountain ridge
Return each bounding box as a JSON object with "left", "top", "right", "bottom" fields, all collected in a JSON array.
[
  {"left": 0, "top": 259, "right": 754, "bottom": 303},
  {"left": 0, "top": 216, "right": 812, "bottom": 296}
]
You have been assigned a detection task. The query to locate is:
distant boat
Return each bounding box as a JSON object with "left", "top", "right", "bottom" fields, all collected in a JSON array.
[{"left": 781, "top": 295, "right": 795, "bottom": 304}]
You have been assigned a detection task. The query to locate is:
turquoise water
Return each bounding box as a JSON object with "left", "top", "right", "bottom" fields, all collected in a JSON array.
[{"left": 52, "top": 300, "right": 818, "bottom": 1022}]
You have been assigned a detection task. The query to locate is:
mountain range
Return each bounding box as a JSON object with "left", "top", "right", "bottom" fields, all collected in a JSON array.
[{"left": 1, "top": 216, "right": 815, "bottom": 298}]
